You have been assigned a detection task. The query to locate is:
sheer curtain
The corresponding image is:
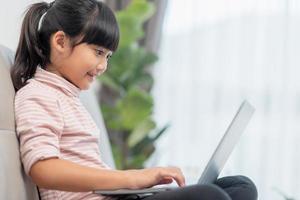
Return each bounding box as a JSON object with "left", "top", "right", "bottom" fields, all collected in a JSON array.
[{"left": 147, "top": 0, "right": 300, "bottom": 200}]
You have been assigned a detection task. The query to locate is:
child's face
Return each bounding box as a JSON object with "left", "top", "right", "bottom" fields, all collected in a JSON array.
[
  {"left": 59, "top": 43, "right": 112, "bottom": 90},
  {"left": 48, "top": 33, "right": 112, "bottom": 90}
]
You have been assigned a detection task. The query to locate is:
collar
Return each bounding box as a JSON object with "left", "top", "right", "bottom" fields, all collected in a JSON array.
[{"left": 33, "top": 67, "right": 81, "bottom": 97}]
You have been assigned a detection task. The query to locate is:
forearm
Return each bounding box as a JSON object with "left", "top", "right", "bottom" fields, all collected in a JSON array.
[{"left": 30, "top": 158, "right": 132, "bottom": 192}]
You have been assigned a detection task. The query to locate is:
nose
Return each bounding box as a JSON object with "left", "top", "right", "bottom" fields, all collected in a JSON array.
[{"left": 96, "top": 59, "right": 107, "bottom": 74}]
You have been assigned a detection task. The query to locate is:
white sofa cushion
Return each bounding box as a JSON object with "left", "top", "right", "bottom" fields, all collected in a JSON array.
[{"left": 0, "top": 47, "right": 39, "bottom": 200}]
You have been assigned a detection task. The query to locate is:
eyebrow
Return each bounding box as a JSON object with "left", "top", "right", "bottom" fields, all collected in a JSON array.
[{"left": 94, "top": 46, "right": 113, "bottom": 55}]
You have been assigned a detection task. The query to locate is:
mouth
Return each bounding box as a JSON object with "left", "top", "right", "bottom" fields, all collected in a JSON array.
[{"left": 87, "top": 72, "right": 96, "bottom": 81}]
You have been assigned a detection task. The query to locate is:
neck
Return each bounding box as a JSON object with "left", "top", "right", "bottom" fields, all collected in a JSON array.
[{"left": 45, "top": 64, "right": 63, "bottom": 78}]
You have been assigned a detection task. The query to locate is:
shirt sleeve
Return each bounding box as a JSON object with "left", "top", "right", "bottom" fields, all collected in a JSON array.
[{"left": 15, "top": 93, "right": 64, "bottom": 176}]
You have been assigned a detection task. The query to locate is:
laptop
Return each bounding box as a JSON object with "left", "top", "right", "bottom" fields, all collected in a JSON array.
[{"left": 94, "top": 100, "right": 255, "bottom": 196}]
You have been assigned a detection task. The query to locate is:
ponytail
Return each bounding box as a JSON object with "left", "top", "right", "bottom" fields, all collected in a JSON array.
[{"left": 11, "top": 2, "right": 50, "bottom": 91}]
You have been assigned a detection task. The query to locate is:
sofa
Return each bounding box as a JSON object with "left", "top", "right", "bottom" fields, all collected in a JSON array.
[{"left": 0, "top": 45, "right": 115, "bottom": 200}]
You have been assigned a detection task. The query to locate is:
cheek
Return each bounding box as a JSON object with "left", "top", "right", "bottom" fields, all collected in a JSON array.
[
  {"left": 71, "top": 57, "right": 93, "bottom": 74},
  {"left": 65, "top": 50, "right": 98, "bottom": 76}
]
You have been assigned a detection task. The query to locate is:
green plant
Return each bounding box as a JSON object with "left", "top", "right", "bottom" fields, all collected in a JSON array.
[{"left": 99, "top": 0, "right": 169, "bottom": 169}]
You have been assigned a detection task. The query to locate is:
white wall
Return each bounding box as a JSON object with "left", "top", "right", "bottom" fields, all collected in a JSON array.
[{"left": 0, "top": 0, "right": 51, "bottom": 50}]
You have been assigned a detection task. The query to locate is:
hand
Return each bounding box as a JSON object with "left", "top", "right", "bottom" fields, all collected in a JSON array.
[{"left": 125, "top": 166, "right": 186, "bottom": 189}]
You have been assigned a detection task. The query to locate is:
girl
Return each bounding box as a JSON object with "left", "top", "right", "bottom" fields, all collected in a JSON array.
[{"left": 11, "top": 0, "right": 258, "bottom": 200}]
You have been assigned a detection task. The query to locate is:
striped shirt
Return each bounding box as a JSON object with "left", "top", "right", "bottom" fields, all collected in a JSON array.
[{"left": 15, "top": 67, "right": 112, "bottom": 200}]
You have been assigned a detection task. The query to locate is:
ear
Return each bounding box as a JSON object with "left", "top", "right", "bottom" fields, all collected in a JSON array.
[{"left": 50, "top": 31, "right": 71, "bottom": 54}]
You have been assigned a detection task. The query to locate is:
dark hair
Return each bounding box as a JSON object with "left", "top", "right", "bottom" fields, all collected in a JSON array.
[{"left": 11, "top": 0, "right": 119, "bottom": 91}]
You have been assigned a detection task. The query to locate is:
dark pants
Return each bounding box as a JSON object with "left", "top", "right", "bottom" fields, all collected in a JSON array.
[{"left": 117, "top": 175, "right": 258, "bottom": 200}]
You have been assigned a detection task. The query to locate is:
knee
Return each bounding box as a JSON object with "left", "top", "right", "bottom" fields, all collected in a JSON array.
[
  {"left": 223, "top": 175, "right": 258, "bottom": 200},
  {"left": 235, "top": 176, "right": 258, "bottom": 199}
]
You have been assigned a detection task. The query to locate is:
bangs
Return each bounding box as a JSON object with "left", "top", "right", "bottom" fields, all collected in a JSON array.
[{"left": 80, "top": 2, "right": 119, "bottom": 51}]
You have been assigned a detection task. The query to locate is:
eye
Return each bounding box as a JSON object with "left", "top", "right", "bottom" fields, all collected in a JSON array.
[
  {"left": 106, "top": 54, "right": 112, "bottom": 60},
  {"left": 95, "top": 49, "right": 104, "bottom": 56}
]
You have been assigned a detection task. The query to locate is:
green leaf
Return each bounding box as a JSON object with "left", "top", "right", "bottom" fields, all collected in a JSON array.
[
  {"left": 116, "top": 0, "right": 155, "bottom": 47},
  {"left": 135, "top": 73, "right": 154, "bottom": 91},
  {"left": 99, "top": 74, "right": 123, "bottom": 93},
  {"left": 122, "top": 48, "right": 158, "bottom": 89},
  {"left": 128, "top": 119, "right": 156, "bottom": 148},
  {"left": 149, "top": 123, "right": 170, "bottom": 143},
  {"left": 101, "top": 105, "right": 123, "bottom": 130},
  {"left": 117, "top": 88, "right": 153, "bottom": 130},
  {"left": 131, "top": 124, "right": 170, "bottom": 154},
  {"left": 128, "top": 153, "right": 147, "bottom": 169},
  {"left": 111, "top": 144, "right": 123, "bottom": 169}
]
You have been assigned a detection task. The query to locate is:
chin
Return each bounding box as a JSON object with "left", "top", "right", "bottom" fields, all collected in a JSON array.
[{"left": 81, "top": 85, "right": 90, "bottom": 90}]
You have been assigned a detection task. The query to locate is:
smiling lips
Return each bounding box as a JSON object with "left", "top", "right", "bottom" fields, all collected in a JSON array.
[
  {"left": 87, "top": 72, "right": 96, "bottom": 76},
  {"left": 87, "top": 72, "right": 98, "bottom": 81}
]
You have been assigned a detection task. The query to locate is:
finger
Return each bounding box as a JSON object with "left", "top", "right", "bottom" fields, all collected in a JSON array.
[
  {"left": 168, "top": 168, "right": 186, "bottom": 187},
  {"left": 172, "top": 173, "right": 186, "bottom": 187},
  {"left": 161, "top": 168, "right": 186, "bottom": 187},
  {"left": 158, "top": 178, "right": 173, "bottom": 185}
]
